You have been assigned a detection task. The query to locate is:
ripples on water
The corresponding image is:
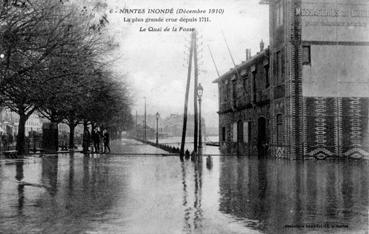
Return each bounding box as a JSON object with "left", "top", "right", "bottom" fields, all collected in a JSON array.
[{"left": 0, "top": 139, "right": 368, "bottom": 234}]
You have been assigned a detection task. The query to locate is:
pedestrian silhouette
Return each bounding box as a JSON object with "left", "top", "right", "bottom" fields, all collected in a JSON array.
[
  {"left": 103, "top": 130, "right": 111, "bottom": 153},
  {"left": 185, "top": 149, "right": 190, "bottom": 160},
  {"left": 92, "top": 129, "right": 100, "bottom": 153}
]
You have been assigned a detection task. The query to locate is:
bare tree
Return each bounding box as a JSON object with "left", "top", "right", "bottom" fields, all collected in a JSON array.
[
  {"left": 0, "top": 0, "right": 88, "bottom": 153},
  {"left": 1, "top": 0, "right": 132, "bottom": 153}
]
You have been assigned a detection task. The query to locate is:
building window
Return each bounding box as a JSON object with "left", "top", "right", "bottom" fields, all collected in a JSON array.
[
  {"left": 302, "top": 45, "right": 311, "bottom": 65},
  {"left": 243, "top": 121, "right": 251, "bottom": 143},
  {"left": 276, "top": 1, "right": 283, "bottom": 27},
  {"left": 218, "top": 86, "right": 221, "bottom": 103},
  {"left": 221, "top": 127, "right": 226, "bottom": 142},
  {"left": 243, "top": 77, "right": 247, "bottom": 92},
  {"left": 276, "top": 50, "right": 284, "bottom": 84},
  {"left": 240, "top": 69, "right": 247, "bottom": 78},
  {"left": 224, "top": 81, "right": 229, "bottom": 102},
  {"left": 276, "top": 114, "right": 283, "bottom": 145},
  {"left": 275, "top": 51, "right": 280, "bottom": 80},
  {"left": 232, "top": 79, "right": 237, "bottom": 105},
  {"left": 252, "top": 69, "right": 257, "bottom": 102},
  {"left": 264, "top": 65, "right": 269, "bottom": 88}
]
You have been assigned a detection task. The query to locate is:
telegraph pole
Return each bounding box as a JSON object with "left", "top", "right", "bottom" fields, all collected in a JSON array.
[
  {"left": 144, "top": 97, "right": 147, "bottom": 141},
  {"left": 193, "top": 30, "right": 199, "bottom": 155},
  {"left": 135, "top": 110, "right": 138, "bottom": 138},
  {"left": 180, "top": 31, "right": 195, "bottom": 159}
]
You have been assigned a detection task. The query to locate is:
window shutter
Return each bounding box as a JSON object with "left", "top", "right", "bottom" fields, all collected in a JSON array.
[
  {"left": 243, "top": 121, "right": 249, "bottom": 143},
  {"left": 232, "top": 123, "right": 237, "bottom": 142}
]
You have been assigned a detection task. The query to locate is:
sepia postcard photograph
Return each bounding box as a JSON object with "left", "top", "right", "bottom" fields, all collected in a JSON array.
[{"left": 0, "top": 0, "right": 368, "bottom": 233}]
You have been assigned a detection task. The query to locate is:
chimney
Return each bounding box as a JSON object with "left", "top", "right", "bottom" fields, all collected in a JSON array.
[
  {"left": 260, "top": 40, "right": 264, "bottom": 52},
  {"left": 246, "top": 49, "right": 251, "bottom": 60}
]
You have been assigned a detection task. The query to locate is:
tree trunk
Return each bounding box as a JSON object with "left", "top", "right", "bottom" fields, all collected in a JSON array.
[
  {"left": 68, "top": 124, "right": 75, "bottom": 150},
  {"left": 82, "top": 120, "right": 90, "bottom": 153},
  {"left": 51, "top": 121, "right": 59, "bottom": 152},
  {"left": 50, "top": 112, "right": 59, "bottom": 152},
  {"left": 16, "top": 113, "right": 28, "bottom": 155}
]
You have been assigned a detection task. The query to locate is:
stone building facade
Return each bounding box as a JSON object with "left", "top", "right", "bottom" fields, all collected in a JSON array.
[
  {"left": 214, "top": 47, "right": 271, "bottom": 157},
  {"left": 215, "top": 0, "right": 369, "bottom": 159}
]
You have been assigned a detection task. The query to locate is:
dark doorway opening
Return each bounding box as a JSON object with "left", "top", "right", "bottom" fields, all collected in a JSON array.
[
  {"left": 257, "top": 117, "right": 267, "bottom": 158},
  {"left": 237, "top": 120, "right": 243, "bottom": 143},
  {"left": 236, "top": 120, "right": 244, "bottom": 156}
]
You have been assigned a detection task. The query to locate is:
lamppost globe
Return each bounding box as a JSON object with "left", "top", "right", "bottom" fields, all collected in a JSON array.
[{"left": 0, "top": 54, "right": 4, "bottom": 59}]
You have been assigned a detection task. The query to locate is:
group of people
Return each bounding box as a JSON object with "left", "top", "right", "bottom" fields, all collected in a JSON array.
[
  {"left": 84, "top": 128, "right": 110, "bottom": 153},
  {"left": 0, "top": 133, "right": 14, "bottom": 151}
]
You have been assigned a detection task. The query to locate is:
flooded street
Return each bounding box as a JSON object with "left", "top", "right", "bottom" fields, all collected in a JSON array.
[{"left": 0, "top": 139, "right": 368, "bottom": 234}]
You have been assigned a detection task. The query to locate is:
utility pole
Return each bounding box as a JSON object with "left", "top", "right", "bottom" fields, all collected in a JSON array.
[
  {"left": 198, "top": 83, "right": 204, "bottom": 154},
  {"left": 156, "top": 112, "right": 160, "bottom": 145},
  {"left": 180, "top": 31, "right": 195, "bottom": 159},
  {"left": 193, "top": 30, "right": 199, "bottom": 155},
  {"left": 135, "top": 110, "right": 138, "bottom": 138},
  {"left": 144, "top": 97, "right": 147, "bottom": 141}
]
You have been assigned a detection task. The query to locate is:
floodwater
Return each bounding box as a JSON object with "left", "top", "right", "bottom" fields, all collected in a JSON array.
[{"left": 0, "top": 139, "right": 368, "bottom": 234}]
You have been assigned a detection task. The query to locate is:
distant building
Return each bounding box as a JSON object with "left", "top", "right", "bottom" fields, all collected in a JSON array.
[
  {"left": 0, "top": 107, "right": 83, "bottom": 142},
  {"left": 0, "top": 107, "right": 17, "bottom": 136},
  {"left": 215, "top": 0, "right": 369, "bottom": 159},
  {"left": 135, "top": 114, "right": 206, "bottom": 138},
  {"left": 0, "top": 107, "right": 45, "bottom": 137},
  {"left": 162, "top": 114, "right": 205, "bottom": 138}
]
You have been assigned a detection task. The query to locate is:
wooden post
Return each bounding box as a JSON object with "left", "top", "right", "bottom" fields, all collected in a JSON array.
[
  {"left": 180, "top": 32, "right": 195, "bottom": 159},
  {"left": 193, "top": 30, "right": 199, "bottom": 155},
  {"left": 144, "top": 97, "right": 146, "bottom": 141}
]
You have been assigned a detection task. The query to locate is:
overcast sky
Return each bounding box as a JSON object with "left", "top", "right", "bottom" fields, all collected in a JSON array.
[{"left": 101, "top": 0, "right": 269, "bottom": 127}]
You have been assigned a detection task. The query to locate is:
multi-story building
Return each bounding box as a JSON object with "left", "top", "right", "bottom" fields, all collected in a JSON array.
[
  {"left": 214, "top": 44, "right": 271, "bottom": 157},
  {"left": 0, "top": 107, "right": 16, "bottom": 136},
  {"left": 215, "top": 0, "right": 369, "bottom": 159},
  {"left": 0, "top": 107, "right": 44, "bottom": 137}
]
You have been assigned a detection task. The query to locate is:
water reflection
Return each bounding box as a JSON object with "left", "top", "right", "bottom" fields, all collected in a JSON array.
[
  {"left": 68, "top": 153, "right": 74, "bottom": 194},
  {"left": 15, "top": 159, "right": 24, "bottom": 214},
  {"left": 15, "top": 159, "right": 24, "bottom": 182},
  {"left": 193, "top": 161, "right": 203, "bottom": 229},
  {"left": 206, "top": 156, "right": 213, "bottom": 170},
  {"left": 219, "top": 157, "right": 369, "bottom": 233},
  {"left": 41, "top": 156, "right": 58, "bottom": 196},
  {"left": 0, "top": 140, "right": 367, "bottom": 234},
  {"left": 181, "top": 160, "right": 204, "bottom": 233},
  {"left": 181, "top": 161, "right": 190, "bottom": 232}
]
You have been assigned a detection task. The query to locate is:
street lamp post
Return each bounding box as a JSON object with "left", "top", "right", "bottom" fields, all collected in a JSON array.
[
  {"left": 156, "top": 112, "right": 160, "bottom": 145},
  {"left": 197, "top": 83, "right": 204, "bottom": 153}
]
